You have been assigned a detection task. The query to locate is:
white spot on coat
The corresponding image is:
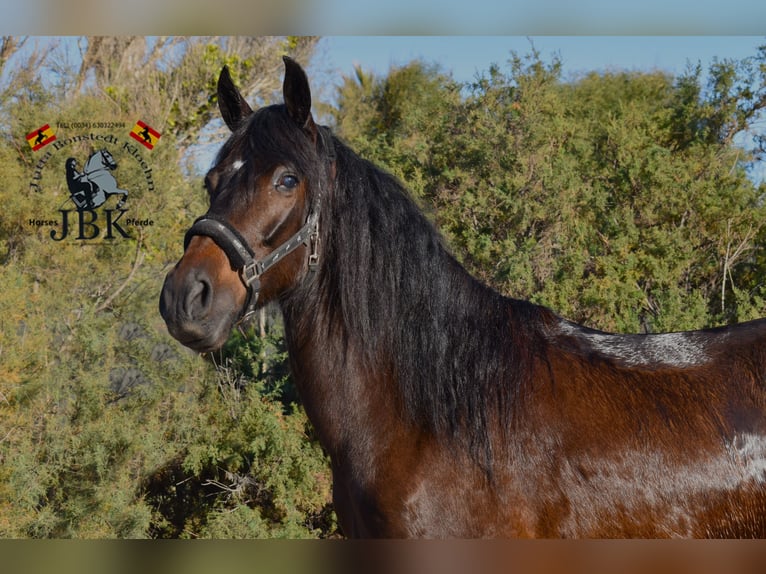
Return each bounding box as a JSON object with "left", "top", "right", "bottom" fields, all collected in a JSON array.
[{"left": 556, "top": 319, "right": 711, "bottom": 368}]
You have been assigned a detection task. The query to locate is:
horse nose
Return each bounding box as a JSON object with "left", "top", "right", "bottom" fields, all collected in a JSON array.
[
  {"left": 183, "top": 270, "right": 213, "bottom": 320},
  {"left": 160, "top": 268, "right": 214, "bottom": 324}
]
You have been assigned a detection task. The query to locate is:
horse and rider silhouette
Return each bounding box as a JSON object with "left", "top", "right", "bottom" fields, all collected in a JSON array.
[{"left": 65, "top": 149, "right": 128, "bottom": 210}]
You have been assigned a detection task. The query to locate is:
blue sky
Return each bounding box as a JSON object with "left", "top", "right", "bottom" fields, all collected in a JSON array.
[{"left": 313, "top": 36, "right": 764, "bottom": 85}]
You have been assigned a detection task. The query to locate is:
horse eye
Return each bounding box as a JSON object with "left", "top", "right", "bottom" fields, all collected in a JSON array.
[{"left": 277, "top": 173, "right": 300, "bottom": 192}]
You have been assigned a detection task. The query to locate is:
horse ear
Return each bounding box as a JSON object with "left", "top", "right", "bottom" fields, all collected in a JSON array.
[
  {"left": 217, "top": 66, "right": 253, "bottom": 131},
  {"left": 282, "top": 56, "right": 313, "bottom": 129}
]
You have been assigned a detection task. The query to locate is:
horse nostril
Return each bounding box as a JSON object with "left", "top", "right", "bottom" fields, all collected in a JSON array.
[{"left": 184, "top": 272, "right": 213, "bottom": 319}]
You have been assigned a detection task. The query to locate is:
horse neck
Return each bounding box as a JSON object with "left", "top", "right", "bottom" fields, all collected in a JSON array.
[
  {"left": 280, "top": 301, "right": 408, "bottom": 480},
  {"left": 84, "top": 158, "right": 97, "bottom": 173},
  {"left": 278, "top": 153, "right": 533, "bottom": 472},
  {"left": 276, "top": 159, "right": 444, "bottom": 468}
]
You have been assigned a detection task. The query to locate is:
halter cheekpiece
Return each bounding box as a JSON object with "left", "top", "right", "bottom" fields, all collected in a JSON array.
[{"left": 183, "top": 126, "right": 334, "bottom": 325}]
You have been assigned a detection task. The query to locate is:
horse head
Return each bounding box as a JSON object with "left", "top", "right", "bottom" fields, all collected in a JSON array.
[
  {"left": 159, "top": 57, "right": 333, "bottom": 353},
  {"left": 99, "top": 149, "right": 117, "bottom": 170}
]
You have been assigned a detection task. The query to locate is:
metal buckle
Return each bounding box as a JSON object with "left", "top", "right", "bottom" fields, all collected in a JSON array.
[
  {"left": 239, "top": 307, "right": 258, "bottom": 325},
  {"left": 240, "top": 260, "right": 262, "bottom": 288},
  {"left": 237, "top": 260, "right": 261, "bottom": 335},
  {"left": 308, "top": 230, "right": 320, "bottom": 269}
]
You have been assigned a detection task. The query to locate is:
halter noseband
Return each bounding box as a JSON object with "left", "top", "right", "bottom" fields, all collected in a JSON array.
[
  {"left": 183, "top": 211, "right": 319, "bottom": 324},
  {"left": 183, "top": 127, "right": 334, "bottom": 325}
]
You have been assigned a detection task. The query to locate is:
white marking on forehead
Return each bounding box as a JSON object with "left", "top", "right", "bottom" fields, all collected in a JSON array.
[
  {"left": 556, "top": 319, "right": 711, "bottom": 368},
  {"left": 231, "top": 159, "right": 245, "bottom": 172}
]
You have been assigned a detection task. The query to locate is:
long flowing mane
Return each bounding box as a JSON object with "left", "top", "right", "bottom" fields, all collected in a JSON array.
[{"left": 283, "top": 133, "right": 555, "bottom": 467}]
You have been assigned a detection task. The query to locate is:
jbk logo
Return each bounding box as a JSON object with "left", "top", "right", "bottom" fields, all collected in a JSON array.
[
  {"left": 55, "top": 147, "right": 134, "bottom": 242},
  {"left": 50, "top": 208, "right": 131, "bottom": 241},
  {"left": 27, "top": 127, "right": 157, "bottom": 243}
]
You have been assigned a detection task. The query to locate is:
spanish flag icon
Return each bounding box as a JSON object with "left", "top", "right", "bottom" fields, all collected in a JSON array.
[
  {"left": 130, "top": 120, "right": 161, "bottom": 150},
  {"left": 26, "top": 124, "right": 56, "bottom": 151}
]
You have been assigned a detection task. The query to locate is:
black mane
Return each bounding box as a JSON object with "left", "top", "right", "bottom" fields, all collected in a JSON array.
[{"left": 281, "top": 128, "right": 552, "bottom": 466}]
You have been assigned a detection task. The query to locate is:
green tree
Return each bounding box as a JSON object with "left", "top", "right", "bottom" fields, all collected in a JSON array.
[
  {"left": 333, "top": 47, "right": 766, "bottom": 334},
  {"left": 332, "top": 60, "right": 462, "bottom": 201}
]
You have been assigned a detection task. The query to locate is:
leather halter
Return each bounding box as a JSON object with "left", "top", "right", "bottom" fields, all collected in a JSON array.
[
  {"left": 183, "top": 211, "right": 319, "bottom": 324},
  {"left": 183, "top": 127, "right": 334, "bottom": 325}
]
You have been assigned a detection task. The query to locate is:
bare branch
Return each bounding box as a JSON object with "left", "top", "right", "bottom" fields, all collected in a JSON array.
[
  {"left": 721, "top": 220, "right": 755, "bottom": 312},
  {"left": 0, "top": 36, "right": 28, "bottom": 73},
  {"left": 96, "top": 236, "right": 146, "bottom": 313}
]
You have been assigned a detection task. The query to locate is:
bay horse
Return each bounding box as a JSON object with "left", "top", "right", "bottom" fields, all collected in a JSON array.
[{"left": 159, "top": 57, "right": 766, "bottom": 538}]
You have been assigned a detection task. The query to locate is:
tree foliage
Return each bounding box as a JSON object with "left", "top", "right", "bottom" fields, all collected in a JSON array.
[
  {"left": 2, "top": 37, "right": 766, "bottom": 538},
  {"left": 0, "top": 36, "right": 334, "bottom": 539},
  {"left": 333, "top": 47, "right": 766, "bottom": 334}
]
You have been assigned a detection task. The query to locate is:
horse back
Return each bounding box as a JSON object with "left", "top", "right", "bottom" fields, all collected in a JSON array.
[{"left": 511, "top": 314, "right": 766, "bottom": 537}]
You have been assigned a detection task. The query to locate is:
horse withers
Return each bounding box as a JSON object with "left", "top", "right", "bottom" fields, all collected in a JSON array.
[{"left": 160, "top": 57, "right": 766, "bottom": 538}]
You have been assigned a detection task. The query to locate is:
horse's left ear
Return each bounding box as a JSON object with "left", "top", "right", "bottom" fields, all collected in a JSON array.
[{"left": 282, "top": 56, "right": 314, "bottom": 130}]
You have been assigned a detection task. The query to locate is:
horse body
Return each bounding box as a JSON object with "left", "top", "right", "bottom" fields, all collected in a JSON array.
[
  {"left": 281, "top": 225, "right": 766, "bottom": 537},
  {"left": 531, "top": 316, "right": 766, "bottom": 537},
  {"left": 159, "top": 58, "right": 766, "bottom": 537},
  {"left": 85, "top": 149, "right": 128, "bottom": 207}
]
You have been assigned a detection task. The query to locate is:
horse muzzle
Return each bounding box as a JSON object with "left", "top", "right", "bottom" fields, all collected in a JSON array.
[{"left": 159, "top": 263, "right": 241, "bottom": 353}]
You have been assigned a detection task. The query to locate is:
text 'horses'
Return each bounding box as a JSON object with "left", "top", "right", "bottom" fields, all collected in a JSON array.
[{"left": 160, "top": 57, "right": 766, "bottom": 538}]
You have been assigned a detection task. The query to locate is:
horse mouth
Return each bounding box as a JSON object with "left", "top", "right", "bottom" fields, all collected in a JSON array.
[{"left": 164, "top": 319, "right": 233, "bottom": 354}]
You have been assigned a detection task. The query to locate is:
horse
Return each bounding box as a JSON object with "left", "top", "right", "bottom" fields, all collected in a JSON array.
[
  {"left": 66, "top": 149, "right": 128, "bottom": 209},
  {"left": 159, "top": 57, "right": 766, "bottom": 538}
]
